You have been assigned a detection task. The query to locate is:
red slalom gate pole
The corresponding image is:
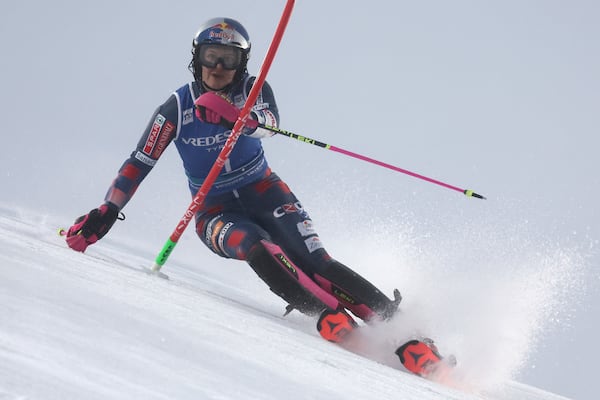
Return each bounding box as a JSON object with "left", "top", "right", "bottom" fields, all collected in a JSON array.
[{"left": 152, "top": 0, "right": 296, "bottom": 272}]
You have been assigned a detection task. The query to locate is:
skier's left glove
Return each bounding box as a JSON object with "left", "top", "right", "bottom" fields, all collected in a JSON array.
[
  {"left": 65, "top": 203, "right": 121, "bottom": 252},
  {"left": 194, "top": 92, "right": 258, "bottom": 130}
]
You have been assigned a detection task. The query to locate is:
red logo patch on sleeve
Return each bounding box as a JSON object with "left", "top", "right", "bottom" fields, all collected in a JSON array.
[
  {"left": 143, "top": 114, "right": 166, "bottom": 155},
  {"left": 152, "top": 121, "right": 175, "bottom": 158}
]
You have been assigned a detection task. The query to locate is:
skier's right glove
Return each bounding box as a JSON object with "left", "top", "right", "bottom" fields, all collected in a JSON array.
[
  {"left": 65, "top": 203, "right": 121, "bottom": 252},
  {"left": 194, "top": 92, "right": 258, "bottom": 130}
]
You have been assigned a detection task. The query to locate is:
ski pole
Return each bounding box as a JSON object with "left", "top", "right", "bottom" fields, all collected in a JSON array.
[
  {"left": 260, "top": 123, "right": 486, "bottom": 199},
  {"left": 151, "top": 0, "right": 296, "bottom": 272}
]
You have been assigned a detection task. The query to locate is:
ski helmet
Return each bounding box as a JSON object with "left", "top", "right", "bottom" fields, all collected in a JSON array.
[{"left": 189, "top": 18, "right": 251, "bottom": 86}]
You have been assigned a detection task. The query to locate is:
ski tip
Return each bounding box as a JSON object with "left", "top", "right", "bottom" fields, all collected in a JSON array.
[{"left": 463, "top": 189, "right": 486, "bottom": 200}]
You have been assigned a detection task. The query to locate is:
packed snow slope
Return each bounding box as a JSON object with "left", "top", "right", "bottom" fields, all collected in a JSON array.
[{"left": 0, "top": 204, "right": 577, "bottom": 400}]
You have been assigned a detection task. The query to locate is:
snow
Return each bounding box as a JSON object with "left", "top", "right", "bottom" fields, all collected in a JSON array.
[
  {"left": 0, "top": 205, "right": 573, "bottom": 400},
  {"left": 1, "top": 4, "right": 598, "bottom": 398}
]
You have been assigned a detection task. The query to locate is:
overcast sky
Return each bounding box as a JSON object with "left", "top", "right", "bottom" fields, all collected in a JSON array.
[{"left": 1, "top": 1, "right": 598, "bottom": 399}]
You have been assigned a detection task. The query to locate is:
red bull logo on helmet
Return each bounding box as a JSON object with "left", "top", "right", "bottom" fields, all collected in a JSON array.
[
  {"left": 201, "top": 21, "right": 249, "bottom": 48},
  {"left": 211, "top": 22, "right": 233, "bottom": 30},
  {"left": 209, "top": 23, "right": 235, "bottom": 41}
]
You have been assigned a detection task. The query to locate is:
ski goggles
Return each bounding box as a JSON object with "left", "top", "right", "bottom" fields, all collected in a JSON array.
[{"left": 198, "top": 44, "right": 243, "bottom": 70}]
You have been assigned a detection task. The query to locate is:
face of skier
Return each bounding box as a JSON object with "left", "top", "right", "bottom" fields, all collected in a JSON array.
[{"left": 199, "top": 45, "right": 240, "bottom": 91}]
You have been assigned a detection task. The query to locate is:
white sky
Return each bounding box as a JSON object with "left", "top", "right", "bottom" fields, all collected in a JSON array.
[{"left": 1, "top": 1, "right": 598, "bottom": 399}]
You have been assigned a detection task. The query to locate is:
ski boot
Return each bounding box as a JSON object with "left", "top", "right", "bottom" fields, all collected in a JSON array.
[
  {"left": 317, "top": 309, "right": 358, "bottom": 343},
  {"left": 395, "top": 338, "right": 456, "bottom": 377}
]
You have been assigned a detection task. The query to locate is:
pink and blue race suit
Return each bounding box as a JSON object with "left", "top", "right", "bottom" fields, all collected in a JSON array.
[{"left": 103, "top": 74, "right": 398, "bottom": 321}]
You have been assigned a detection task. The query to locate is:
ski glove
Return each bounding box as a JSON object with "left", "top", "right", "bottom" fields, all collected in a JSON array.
[
  {"left": 194, "top": 92, "right": 258, "bottom": 130},
  {"left": 65, "top": 203, "right": 121, "bottom": 252}
]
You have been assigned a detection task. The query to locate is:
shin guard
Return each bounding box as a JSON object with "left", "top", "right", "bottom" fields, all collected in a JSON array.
[
  {"left": 314, "top": 261, "right": 401, "bottom": 321},
  {"left": 246, "top": 240, "right": 341, "bottom": 316}
]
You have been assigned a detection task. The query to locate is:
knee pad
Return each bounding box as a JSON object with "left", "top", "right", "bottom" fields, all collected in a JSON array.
[{"left": 197, "top": 213, "right": 269, "bottom": 259}]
